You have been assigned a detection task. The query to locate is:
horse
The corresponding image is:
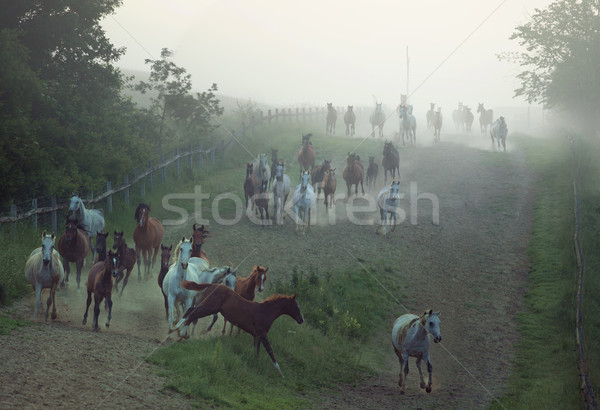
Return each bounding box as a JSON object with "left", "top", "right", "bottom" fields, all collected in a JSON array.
[
  {"left": 382, "top": 141, "right": 400, "bottom": 184},
  {"left": 366, "top": 156, "right": 379, "bottom": 188},
  {"left": 252, "top": 153, "right": 271, "bottom": 187},
  {"left": 158, "top": 244, "right": 173, "bottom": 320},
  {"left": 342, "top": 153, "right": 365, "bottom": 199},
  {"left": 269, "top": 148, "right": 279, "bottom": 186},
  {"left": 272, "top": 160, "right": 291, "bottom": 225},
  {"left": 452, "top": 102, "right": 464, "bottom": 131},
  {"left": 221, "top": 265, "right": 268, "bottom": 335},
  {"left": 433, "top": 109, "right": 443, "bottom": 142},
  {"left": 174, "top": 282, "right": 303, "bottom": 378},
  {"left": 162, "top": 237, "right": 201, "bottom": 338},
  {"left": 191, "top": 223, "right": 210, "bottom": 263},
  {"left": 94, "top": 231, "right": 109, "bottom": 263},
  {"left": 392, "top": 310, "right": 442, "bottom": 393},
  {"left": 464, "top": 106, "right": 474, "bottom": 132},
  {"left": 426, "top": 103, "right": 435, "bottom": 130},
  {"left": 377, "top": 181, "right": 401, "bottom": 235},
  {"left": 24, "top": 232, "right": 65, "bottom": 320},
  {"left": 311, "top": 159, "right": 331, "bottom": 198},
  {"left": 322, "top": 168, "right": 337, "bottom": 214},
  {"left": 370, "top": 103, "right": 385, "bottom": 138},
  {"left": 477, "top": 103, "right": 494, "bottom": 133},
  {"left": 344, "top": 105, "right": 356, "bottom": 136},
  {"left": 398, "top": 105, "right": 416, "bottom": 146},
  {"left": 111, "top": 230, "right": 137, "bottom": 296},
  {"left": 133, "top": 203, "right": 165, "bottom": 278},
  {"left": 57, "top": 220, "right": 91, "bottom": 289},
  {"left": 292, "top": 171, "right": 316, "bottom": 235},
  {"left": 67, "top": 194, "right": 105, "bottom": 262},
  {"left": 490, "top": 116, "right": 508, "bottom": 152},
  {"left": 254, "top": 178, "right": 270, "bottom": 228},
  {"left": 326, "top": 103, "right": 337, "bottom": 136},
  {"left": 297, "top": 133, "right": 316, "bottom": 173},
  {"left": 82, "top": 250, "right": 120, "bottom": 331},
  {"left": 244, "top": 162, "right": 260, "bottom": 215}
]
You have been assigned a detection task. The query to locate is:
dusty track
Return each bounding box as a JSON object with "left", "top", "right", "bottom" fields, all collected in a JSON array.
[{"left": 1, "top": 132, "right": 534, "bottom": 408}]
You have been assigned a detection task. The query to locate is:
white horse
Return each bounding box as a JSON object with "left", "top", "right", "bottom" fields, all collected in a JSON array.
[
  {"left": 292, "top": 171, "right": 316, "bottom": 235},
  {"left": 490, "top": 116, "right": 508, "bottom": 152},
  {"left": 377, "top": 181, "right": 401, "bottom": 236},
  {"left": 370, "top": 102, "right": 386, "bottom": 138},
  {"left": 253, "top": 153, "right": 271, "bottom": 187},
  {"left": 392, "top": 310, "right": 442, "bottom": 394},
  {"left": 272, "top": 160, "right": 291, "bottom": 225},
  {"left": 190, "top": 265, "right": 236, "bottom": 335},
  {"left": 398, "top": 105, "right": 416, "bottom": 146},
  {"left": 205, "top": 269, "right": 237, "bottom": 333},
  {"left": 67, "top": 194, "right": 105, "bottom": 260},
  {"left": 162, "top": 237, "right": 200, "bottom": 338},
  {"left": 25, "top": 232, "right": 65, "bottom": 320}
]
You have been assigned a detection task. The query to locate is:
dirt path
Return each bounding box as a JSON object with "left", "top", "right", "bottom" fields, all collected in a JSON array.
[{"left": 1, "top": 133, "right": 534, "bottom": 408}]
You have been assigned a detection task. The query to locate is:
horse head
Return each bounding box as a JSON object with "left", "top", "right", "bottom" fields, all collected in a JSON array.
[
  {"left": 178, "top": 236, "right": 193, "bottom": 270},
  {"left": 41, "top": 232, "right": 55, "bottom": 267},
  {"left": 421, "top": 309, "right": 442, "bottom": 343},
  {"left": 135, "top": 203, "right": 150, "bottom": 227},
  {"left": 95, "top": 231, "right": 108, "bottom": 256},
  {"left": 68, "top": 195, "right": 83, "bottom": 220},
  {"left": 252, "top": 265, "right": 268, "bottom": 292},
  {"left": 112, "top": 230, "right": 124, "bottom": 250},
  {"left": 275, "top": 160, "right": 285, "bottom": 181},
  {"left": 192, "top": 224, "right": 209, "bottom": 252},
  {"left": 300, "top": 171, "right": 310, "bottom": 191},
  {"left": 327, "top": 102, "right": 334, "bottom": 112},
  {"left": 160, "top": 244, "right": 173, "bottom": 270},
  {"left": 285, "top": 294, "right": 304, "bottom": 324},
  {"left": 64, "top": 222, "right": 78, "bottom": 243},
  {"left": 322, "top": 159, "right": 331, "bottom": 172},
  {"left": 259, "top": 153, "right": 268, "bottom": 169},
  {"left": 347, "top": 105, "right": 353, "bottom": 113},
  {"left": 106, "top": 250, "right": 120, "bottom": 277}
]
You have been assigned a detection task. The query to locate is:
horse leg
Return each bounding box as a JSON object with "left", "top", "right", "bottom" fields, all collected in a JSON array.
[
  {"left": 105, "top": 294, "right": 113, "bottom": 328},
  {"left": 425, "top": 353, "right": 433, "bottom": 393},
  {"left": 92, "top": 294, "right": 102, "bottom": 332},
  {"left": 151, "top": 246, "right": 159, "bottom": 275},
  {"left": 62, "top": 258, "right": 69, "bottom": 286},
  {"left": 206, "top": 313, "right": 219, "bottom": 332},
  {"left": 82, "top": 289, "right": 92, "bottom": 325},
  {"left": 306, "top": 209, "right": 311, "bottom": 234},
  {"left": 261, "top": 336, "right": 284, "bottom": 377},
  {"left": 76, "top": 261, "right": 83, "bottom": 289},
  {"left": 119, "top": 268, "right": 131, "bottom": 297},
  {"left": 416, "top": 356, "right": 427, "bottom": 389}
]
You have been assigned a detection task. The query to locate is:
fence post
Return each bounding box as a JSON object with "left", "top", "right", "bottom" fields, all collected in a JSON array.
[
  {"left": 51, "top": 195, "right": 57, "bottom": 234},
  {"left": 10, "top": 204, "right": 16, "bottom": 240},
  {"left": 106, "top": 181, "right": 113, "bottom": 214},
  {"left": 123, "top": 176, "right": 130, "bottom": 205},
  {"left": 32, "top": 199, "right": 38, "bottom": 231},
  {"left": 198, "top": 143, "right": 204, "bottom": 169}
]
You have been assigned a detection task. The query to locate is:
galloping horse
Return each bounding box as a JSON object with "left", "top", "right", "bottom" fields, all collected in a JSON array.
[
  {"left": 133, "top": 203, "right": 165, "bottom": 278},
  {"left": 326, "top": 103, "right": 337, "bottom": 136},
  {"left": 82, "top": 250, "right": 120, "bottom": 332},
  {"left": 426, "top": 103, "right": 435, "bottom": 130},
  {"left": 175, "top": 282, "right": 304, "bottom": 377},
  {"left": 344, "top": 105, "right": 356, "bottom": 136},
  {"left": 25, "top": 232, "right": 65, "bottom": 320},
  {"left": 253, "top": 153, "right": 271, "bottom": 187},
  {"left": 490, "top": 116, "right": 508, "bottom": 152},
  {"left": 382, "top": 141, "right": 400, "bottom": 184},
  {"left": 244, "top": 162, "right": 260, "bottom": 215},
  {"left": 297, "top": 133, "right": 316, "bottom": 173},
  {"left": 392, "top": 310, "right": 442, "bottom": 394},
  {"left": 433, "top": 109, "right": 443, "bottom": 142},
  {"left": 377, "top": 181, "right": 401, "bottom": 235},
  {"left": 477, "top": 103, "right": 494, "bottom": 133},
  {"left": 367, "top": 156, "right": 378, "bottom": 188},
  {"left": 398, "top": 105, "right": 416, "bottom": 146},
  {"left": 452, "top": 102, "right": 464, "bottom": 131},
  {"left": 111, "top": 230, "right": 137, "bottom": 295},
  {"left": 67, "top": 194, "right": 105, "bottom": 261},
  {"left": 58, "top": 221, "right": 91, "bottom": 289},
  {"left": 292, "top": 171, "right": 316, "bottom": 235},
  {"left": 254, "top": 178, "right": 270, "bottom": 228},
  {"left": 269, "top": 148, "right": 279, "bottom": 186},
  {"left": 272, "top": 160, "right": 291, "bottom": 225},
  {"left": 222, "top": 265, "right": 268, "bottom": 335},
  {"left": 311, "top": 159, "right": 331, "bottom": 198},
  {"left": 322, "top": 168, "right": 337, "bottom": 214},
  {"left": 370, "top": 103, "right": 385, "bottom": 138},
  {"left": 191, "top": 223, "right": 210, "bottom": 263},
  {"left": 464, "top": 106, "right": 474, "bottom": 132},
  {"left": 343, "top": 153, "right": 365, "bottom": 199},
  {"left": 94, "top": 231, "right": 109, "bottom": 263},
  {"left": 158, "top": 244, "right": 173, "bottom": 320}
]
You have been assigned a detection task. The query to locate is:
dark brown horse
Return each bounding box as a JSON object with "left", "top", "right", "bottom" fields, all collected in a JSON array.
[
  {"left": 176, "top": 282, "right": 303, "bottom": 377},
  {"left": 94, "top": 231, "right": 109, "bottom": 263},
  {"left": 382, "top": 141, "right": 400, "bottom": 184},
  {"left": 223, "top": 265, "right": 268, "bottom": 335},
  {"left": 254, "top": 178, "right": 270, "bottom": 228},
  {"left": 342, "top": 153, "right": 365, "bottom": 199},
  {"left": 191, "top": 223, "right": 210, "bottom": 263},
  {"left": 157, "top": 244, "right": 173, "bottom": 320},
  {"left": 322, "top": 168, "right": 337, "bottom": 214},
  {"left": 311, "top": 159, "right": 331, "bottom": 198},
  {"left": 326, "top": 103, "right": 337, "bottom": 136},
  {"left": 58, "top": 220, "right": 91, "bottom": 289},
  {"left": 297, "top": 133, "right": 316, "bottom": 173},
  {"left": 244, "top": 162, "right": 260, "bottom": 214},
  {"left": 367, "top": 156, "right": 379, "bottom": 188},
  {"left": 133, "top": 203, "right": 164, "bottom": 278},
  {"left": 112, "top": 231, "right": 137, "bottom": 295},
  {"left": 82, "top": 250, "right": 120, "bottom": 331},
  {"left": 269, "top": 148, "right": 279, "bottom": 186}
]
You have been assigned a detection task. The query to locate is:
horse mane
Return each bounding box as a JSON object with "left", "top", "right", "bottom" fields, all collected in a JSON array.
[{"left": 262, "top": 293, "right": 294, "bottom": 304}]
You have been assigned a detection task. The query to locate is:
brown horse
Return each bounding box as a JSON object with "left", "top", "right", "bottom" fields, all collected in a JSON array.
[
  {"left": 254, "top": 178, "right": 270, "bottom": 228},
  {"left": 112, "top": 230, "right": 137, "bottom": 295},
  {"left": 133, "top": 203, "right": 164, "bottom": 278},
  {"left": 297, "top": 133, "right": 316, "bottom": 173},
  {"left": 223, "top": 265, "right": 268, "bottom": 335},
  {"left": 342, "top": 153, "right": 365, "bottom": 199},
  {"left": 191, "top": 223, "right": 210, "bottom": 262},
  {"left": 367, "top": 156, "right": 379, "bottom": 188},
  {"left": 82, "top": 250, "right": 120, "bottom": 331},
  {"left": 58, "top": 220, "right": 91, "bottom": 289},
  {"left": 244, "top": 162, "right": 260, "bottom": 214},
  {"left": 322, "top": 168, "right": 337, "bottom": 214},
  {"left": 94, "top": 231, "right": 109, "bottom": 263},
  {"left": 382, "top": 140, "right": 400, "bottom": 184},
  {"left": 157, "top": 244, "right": 173, "bottom": 320},
  {"left": 311, "top": 159, "right": 331, "bottom": 198},
  {"left": 175, "top": 282, "right": 303, "bottom": 377}
]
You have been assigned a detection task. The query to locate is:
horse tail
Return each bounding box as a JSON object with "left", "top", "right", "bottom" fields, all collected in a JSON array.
[{"left": 181, "top": 280, "right": 212, "bottom": 292}]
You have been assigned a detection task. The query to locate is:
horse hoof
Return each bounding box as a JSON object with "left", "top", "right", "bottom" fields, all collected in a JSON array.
[
  {"left": 426, "top": 386, "right": 432, "bottom": 393},
  {"left": 105, "top": 323, "right": 110, "bottom": 328},
  {"left": 420, "top": 381, "right": 426, "bottom": 389},
  {"left": 93, "top": 327, "right": 100, "bottom": 332},
  {"left": 51, "top": 313, "right": 57, "bottom": 320}
]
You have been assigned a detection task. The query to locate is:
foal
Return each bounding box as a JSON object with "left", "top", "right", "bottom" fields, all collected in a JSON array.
[
  {"left": 82, "top": 250, "right": 120, "bottom": 331},
  {"left": 112, "top": 230, "right": 137, "bottom": 295},
  {"left": 223, "top": 265, "right": 268, "bottom": 335}
]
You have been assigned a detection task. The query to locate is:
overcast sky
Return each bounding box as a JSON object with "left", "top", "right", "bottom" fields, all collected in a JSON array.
[{"left": 101, "top": 0, "right": 554, "bottom": 112}]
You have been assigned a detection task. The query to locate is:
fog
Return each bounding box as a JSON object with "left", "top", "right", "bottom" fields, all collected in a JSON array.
[{"left": 101, "top": 0, "right": 552, "bottom": 123}]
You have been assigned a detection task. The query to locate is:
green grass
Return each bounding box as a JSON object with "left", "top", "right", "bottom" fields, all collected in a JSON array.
[{"left": 491, "top": 135, "right": 583, "bottom": 409}]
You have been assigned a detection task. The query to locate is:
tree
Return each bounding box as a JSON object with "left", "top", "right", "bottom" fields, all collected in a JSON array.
[{"left": 502, "top": 0, "right": 600, "bottom": 135}]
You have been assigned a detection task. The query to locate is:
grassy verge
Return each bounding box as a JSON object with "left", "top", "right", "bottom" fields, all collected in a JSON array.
[{"left": 491, "top": 135, "right": 582, "bottom": 408}]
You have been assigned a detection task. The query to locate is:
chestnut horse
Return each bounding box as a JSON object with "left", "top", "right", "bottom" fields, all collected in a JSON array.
[
  {"left": 344, "top": 105, "right": 356, "bottom": 136},
  {"left": 133, "top": 203, "right": 164, "bottom": 278},
  {"left": 191, "top": 223, "right": 210, "bottom": 262},
  {"left": 297, "top": 133, "right": 316, "bottom": 173},
  {"left": 311, "top": 159, "right": 331, "bottom": 198},
  {"left": 112, "top": 231, "right": 137, "bottom": 296},
  {"left": 342, "top": 153, "right": 365, "bottom": 199},
  {"left": 82, "top": 250, "right": 120, "bottom": 331},
  {"left": 58, "top": 220, "right": 91, "bottom": 289},
  {"left": 322, "top": 168, "right": 337, "bottom": 214},
  {"left": 382, "top": 141, "right": 400, "bottom": 184},
  {"left": 326, "top": 103, "right": 337, "bottom": 136},
  {"left": 222, "top": 265, "right": 268, "bottom": 335},
  {"left": 254, "top": 178, "right": 270, "bottom": 228},
  {"left": 157, "top": 244, "right": 173, "bottom": 320},
  {"left": 174, "top": 282, "right": 303, "bottom": 377},
  {"left": 244, "top": 162, "right": 260, "bottom": 215}
]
